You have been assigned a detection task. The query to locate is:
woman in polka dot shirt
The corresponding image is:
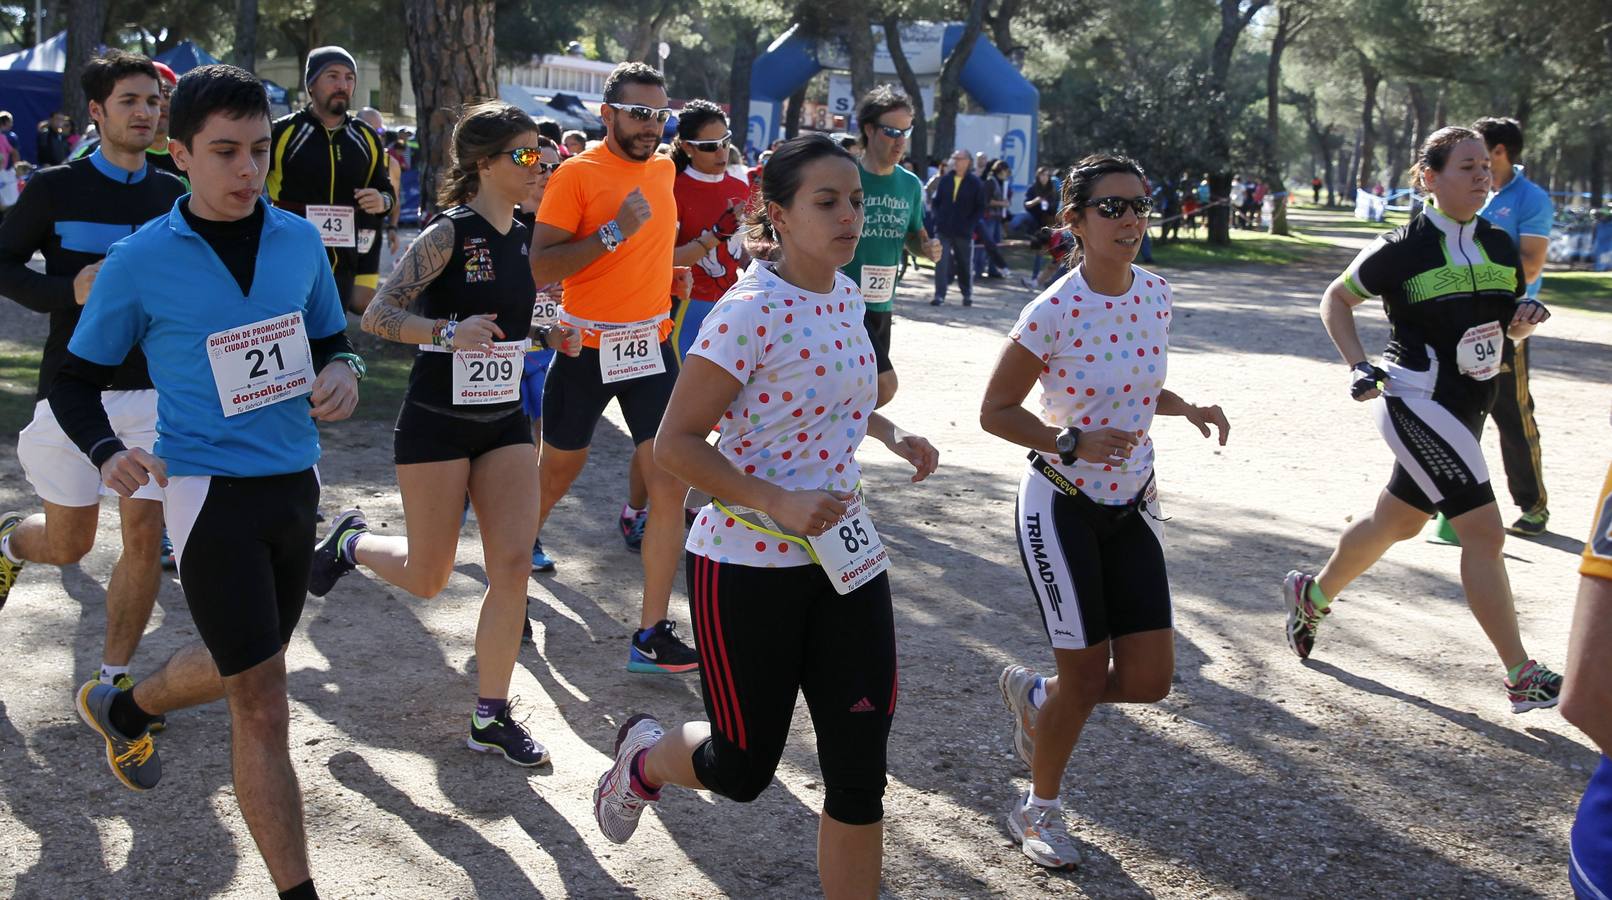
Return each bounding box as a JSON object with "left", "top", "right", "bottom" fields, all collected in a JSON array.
[
  {"left": 980, "top": 154, "right": 1229, "bottom": 870},
  {"left": 590, "top": 134, "right": 939, "bottom": 895}
]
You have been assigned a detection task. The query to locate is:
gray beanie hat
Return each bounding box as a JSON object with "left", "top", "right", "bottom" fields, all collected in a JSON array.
[{"left": 305, "top": 46, "right": 357, "bottom": 87}]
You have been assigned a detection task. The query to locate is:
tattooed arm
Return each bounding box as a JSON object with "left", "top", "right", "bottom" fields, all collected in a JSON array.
[{"left": 361, "top": 218, "right": 455, "bottom": 344}]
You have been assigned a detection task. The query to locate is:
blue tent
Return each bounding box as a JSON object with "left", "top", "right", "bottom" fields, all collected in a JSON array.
[
  {"left": 0, "top": 70, "right": 64, "bottom": 163},
  {"left": 0, "top": 30, "right": 66, "bottom": 71},
  {"left": 154, "top": 40, "right": 220, "bottom": 75}
]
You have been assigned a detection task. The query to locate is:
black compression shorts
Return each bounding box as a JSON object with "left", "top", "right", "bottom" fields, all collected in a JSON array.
[
  {"left": 393, "top": 402, "right": 533, "bottom": 466},
  {"left": 686, "top": 552, "right": 896, "bottom": 826},
  {"left": 540, "top": 339, "right": 678, "bottom": 451},
  {"left": 864, "top": 310, "right": 894, "bottom": 375},
  {"left": 164, "top": 469, "right": 320, "bottom": 677},
  {"left": 1015, "top": 462, "right": 1172, "bottom": 650}
]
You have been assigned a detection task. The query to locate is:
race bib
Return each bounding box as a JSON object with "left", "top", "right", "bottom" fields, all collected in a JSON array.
[
  {"left": 305, "top": 204, "right": 355, "bottom": 248},
  {"left": 1456, "top": 322, "right": 1503, "bottom": 381},
  {"left": 356, "top": 228, "right": 377, "bottom": 254},
  {"left": 533, "top": 291, "right": 560, "bottom": 326},
  {"left": 599, "top": 324, "right": 665, "bottom": 384},
  {"left": 452, "top": 341, "right": 524, "bottom": 405},
  {"left": 859, "top": 264, "right": 898, "bottom": 304},
  {"left": 805, "top": 494, "right": 890, "bottom": 596},
  {"left": 206, "top": 312, "right": 315, "bottom": 417}
]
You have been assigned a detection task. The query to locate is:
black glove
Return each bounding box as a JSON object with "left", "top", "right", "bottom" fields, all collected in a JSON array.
[{"left": 1350, "top": 361, "right": 1386, "bottom": 401}]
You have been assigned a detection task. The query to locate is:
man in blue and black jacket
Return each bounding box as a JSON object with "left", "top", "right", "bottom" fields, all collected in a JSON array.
[{"left": 930, "top": 147, "right": 986, "bottom": 307}]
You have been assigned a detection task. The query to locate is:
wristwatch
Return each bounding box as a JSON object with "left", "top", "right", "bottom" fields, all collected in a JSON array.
[
  {"left": 599, "top": 220, "right": 624, "bottom": 253},
  {"left": 329, "top": 352, "right": 366, "bottom": 381},
  {"left": 1055, "top": 426, "right": 1083, "bottom": 466}
]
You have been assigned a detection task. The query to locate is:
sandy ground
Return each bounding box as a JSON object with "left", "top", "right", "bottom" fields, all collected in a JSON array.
[{"left": 1, "top": 221, "right": 1608, "bottom": 898}]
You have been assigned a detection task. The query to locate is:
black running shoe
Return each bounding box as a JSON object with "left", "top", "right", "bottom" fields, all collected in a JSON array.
[
  {"left": 309, "top": 508, "right": 367, "bottom": 597},
  {"left": 627, "top": 620, "right": 699, "bottom": 674},
  {"left": 467, "top": 698, "right": 550, "bottom": 766}
]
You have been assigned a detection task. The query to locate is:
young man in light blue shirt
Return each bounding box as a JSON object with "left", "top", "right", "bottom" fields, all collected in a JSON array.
[{"left": 1476, "top": 116, "right": 1553, "bottom": 536}]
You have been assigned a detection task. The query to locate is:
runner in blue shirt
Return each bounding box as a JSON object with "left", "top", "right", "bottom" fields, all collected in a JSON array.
[
  {"left": 48, "top": 64, "right": 360, "bottom": 900},
  {"left": 1475, "top": 116, "right": 1554, "bottom": 537}
]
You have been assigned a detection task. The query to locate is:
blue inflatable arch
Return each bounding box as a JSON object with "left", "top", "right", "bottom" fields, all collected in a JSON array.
[{"left": 747, "top": 23, "right": 1038, "bottom": 191}]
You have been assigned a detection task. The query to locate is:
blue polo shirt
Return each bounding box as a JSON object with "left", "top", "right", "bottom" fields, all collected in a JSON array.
[
  {"left": 1479, "top": 165, "right": 1553, "bottom": 298},
  {"left": 69, "top": 197, "right": 347, "bottom": 477}
]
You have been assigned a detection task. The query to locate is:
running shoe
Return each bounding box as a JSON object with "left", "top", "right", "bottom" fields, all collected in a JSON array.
[
  {"left": 531, "top": 537, "right": 556, "bottom": 573},
  {"left": 1434, "top": 513, "right": 1460, "bottom": 545},
  {"left": 308, "top": 508, "right": 367, "bottom": 597},
  {"left": 111, "top": 673, "right": 165, "bottom": 733},
  {"left": 76, "top": 680, "right": 161, "bottom": 791},
  {"left": 999, "top": 664, "right": 1041, "bottom": 769},
  {"left": 158, "top": 529, "right": 176, "bottom": 570},
  {"left": 1006, "top": 794, "right": 1082, "bottom": 870},
  {"left": 1506, "top": 660, "right": 1563, "bottom": 713},
  {"left": 0, "top": 511, "right": 25, "bottom": 613},
  {"left": 619, "top": 506, "right": 648, "bottom": 553},
  {"left": 1283, "top": 570, "right": 1330, "bottom": 660},
  {"left": 1507, "top": 510, "right": 1550, "bottom": 537},
  {"left": 627, "top": 620, "right": 699, "bottom": 674},
  {"left": 467, "top": 698, "right": 550, "bottom": 766},
  {"left": 594, "top": 713, "right": 664, "bottom": 844}
]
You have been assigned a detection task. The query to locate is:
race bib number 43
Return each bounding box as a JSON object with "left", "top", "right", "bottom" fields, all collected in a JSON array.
[
  {"left": 206, "top": 312, "right": 315, "bottom": 417},
  {"left": 599, "top": 324, "right": 665, "bottom": 384},
  {"left": 859, "top": 264, "right": 898, "bottom": 304},
  {"left": 806, "top": 494, "right": 890, "bottom": 595},
  {"left": 1456, "top": 321, "right": 1503, "bottom": 381},
  {"left": 305, "top": 204, "right": 356, "bottom": 248},
  {"left": 452, "top": 341, "right": 524, "bottom": 405}
]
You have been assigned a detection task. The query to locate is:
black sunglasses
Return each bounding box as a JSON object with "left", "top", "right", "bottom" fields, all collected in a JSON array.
[
  {"left": 1083, "top": 195, "right": 1153, "bottom": 219},
  {"left": 687, "top": 133, "right": 732, "bottom": 153},
  {"left": 610, "top": 103, "right": 673, "bottom": 124}
]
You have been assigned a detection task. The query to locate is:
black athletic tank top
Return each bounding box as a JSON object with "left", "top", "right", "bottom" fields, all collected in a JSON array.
[{"left": 406, "top": 205, "right": 536, "bottom": 413}]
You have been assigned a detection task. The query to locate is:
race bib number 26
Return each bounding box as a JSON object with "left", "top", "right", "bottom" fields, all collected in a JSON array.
[{"left": 206, "top": 312, "right": 315, "bottom": 417}]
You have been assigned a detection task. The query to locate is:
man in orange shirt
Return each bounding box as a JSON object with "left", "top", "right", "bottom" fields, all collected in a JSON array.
[{"left": 529, "top": 62, "right": 698, "bottom": 674}]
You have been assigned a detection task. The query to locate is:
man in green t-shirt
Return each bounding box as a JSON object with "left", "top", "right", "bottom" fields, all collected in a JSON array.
[{"left": 844, "top": 86, "right": 941, "bottom": 408}]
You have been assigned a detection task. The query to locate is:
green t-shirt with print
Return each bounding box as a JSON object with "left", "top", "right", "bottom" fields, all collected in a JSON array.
[{"left": 843, "top": 162, "right": 926, "bottom": 313}]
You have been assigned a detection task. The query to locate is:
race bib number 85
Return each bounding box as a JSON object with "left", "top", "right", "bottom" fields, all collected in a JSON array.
[
  {"left": 206, "top": 312, "right": 315, "bottom": 417},
  {"left": 806, "top": 494, "right": 890, "bottom": 595}
]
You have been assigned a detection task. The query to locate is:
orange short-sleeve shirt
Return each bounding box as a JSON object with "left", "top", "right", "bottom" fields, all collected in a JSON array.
[{"left": 536, "top": 143, "right": 678, "bottom": 348}]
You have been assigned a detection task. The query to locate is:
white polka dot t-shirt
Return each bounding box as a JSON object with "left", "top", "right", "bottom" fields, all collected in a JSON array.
[
  {"left": 1010, "top": 264, "right": 1172, "bottom": 504},
  {"left": 685, "top": 260, "right": 879, "bottom": 566}
]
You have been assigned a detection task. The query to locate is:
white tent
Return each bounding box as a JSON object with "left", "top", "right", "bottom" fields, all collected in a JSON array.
[{"left": 0, "top": 31, "right": 67, "bottom": 72}]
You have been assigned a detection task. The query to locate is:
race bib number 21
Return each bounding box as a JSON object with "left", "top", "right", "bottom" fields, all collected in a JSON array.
[{"left": 206, "top": 312, "right": 315, "bottom": 417}]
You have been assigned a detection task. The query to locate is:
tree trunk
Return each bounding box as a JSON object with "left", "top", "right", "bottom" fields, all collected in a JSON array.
[
  {"left": 1384, "top": 97, "right": 1412, "bottom": 193},
  {"left": 728, "top": 19, "right": 760, "bottom": 153},
  {"left": 783, "top": 84, "right": 806, "bottom": 139},
  {"left": 932, "top": 0, "right": 988, "bottom": 159},
  {"left": 405, "top": 0, "right": 496, "bottom": 217},
  {"left": 1322, "top": 132, "right": 1337, "bottom": 206},
  {"left": 1204, "top": 0, "right": 1269, "bottom": 245},
  {"left": 1590, "top": 125, "right": 1606, "bottom": 209},
  {"left": 844, "top": 9, "right": 875, "bottom": 103},
  {"left": 63, "top": 0, "right": 109, "bottom": 131},
  {"left": 883, "top": 15, "right": 928, "bottom": 170},
  {"left": 627, "top": 0, "right": 676, "bottom": 64},
  {"left": 379, "top": 0, "right": 404, "bottom": 114},
  {"left": 1263, "top": 4, "right": 1293, "bottom": 235},
  {"left": 231, "top": 0, "right": 258, "bottom": 72},
  {"left": 1407, "top": 81, "right": 1432, "bottom": 153},
  {"left": 1354, "top": 57, "right": 1380, "bottom": 194},
  {"left": 992, "top": 0, "right": 1022, "bottom": 58}
]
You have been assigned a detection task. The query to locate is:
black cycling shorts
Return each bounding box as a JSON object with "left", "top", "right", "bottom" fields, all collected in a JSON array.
[
  {"left": 687, "top": 552, "right": 896, "bottom": 826},
  {"left": 164, "top": 469, "right": 320, "bottom": 677},
  {"left": 864, "top": 310, "right": 894, "bottom": 374},
  {"left": 1375, "top": 394, "right": 1495, "bottom": 517},
  {"left": 1015, "top": 462, "right": 1172, "bottom": 650},
  {"left": 393, "top": 402, "right": 532, "bottom": 466},
  {"left": 540, "top": 339, "right": 678, "bottom": 451}
]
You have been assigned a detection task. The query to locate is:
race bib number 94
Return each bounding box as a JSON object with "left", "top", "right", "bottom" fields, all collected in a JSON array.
[
  {"left": 806, "top": 494, "right": 890, "bottom": 595},
  {"left": 1456, "top": 321, "right": 1503, "bottom": 381},
  {"left": 206, "top": 312, "right": 315, "bottom": 417}
]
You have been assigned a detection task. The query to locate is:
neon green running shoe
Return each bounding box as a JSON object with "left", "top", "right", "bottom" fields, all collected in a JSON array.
[{"left": 0, "top": 512, "right": 26, "bottom": 613}]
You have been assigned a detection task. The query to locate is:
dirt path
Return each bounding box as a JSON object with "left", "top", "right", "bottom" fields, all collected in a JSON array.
[{"left": 1, "top": 239, "right": 1607, "bottom": 898}]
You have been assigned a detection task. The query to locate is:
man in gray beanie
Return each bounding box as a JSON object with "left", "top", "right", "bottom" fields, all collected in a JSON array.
[{"left": 266, "top": 45, "right": 394, "bottom": 314}]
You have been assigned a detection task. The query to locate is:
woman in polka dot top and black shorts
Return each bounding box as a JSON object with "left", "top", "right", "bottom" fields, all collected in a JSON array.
[
  {"left": 980, "top": 154, "right": 1229, "bottom": 870},
  {"left": 590, "top": 134, "right": 939, "bottom": 896}
]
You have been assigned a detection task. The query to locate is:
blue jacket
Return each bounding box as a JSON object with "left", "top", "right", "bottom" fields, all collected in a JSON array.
[{"left": 932, "top": 171, "right": 987, "bottom": 238}]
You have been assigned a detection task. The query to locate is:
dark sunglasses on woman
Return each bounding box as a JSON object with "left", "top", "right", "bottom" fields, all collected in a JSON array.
[{"left": 1083, "top": 195, "right": 1153, "bottom": 219}]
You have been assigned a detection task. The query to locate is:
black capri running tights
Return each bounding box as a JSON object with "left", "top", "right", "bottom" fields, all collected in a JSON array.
[{"left": 686, "top": 552, "right": 897, "bottom": 826}]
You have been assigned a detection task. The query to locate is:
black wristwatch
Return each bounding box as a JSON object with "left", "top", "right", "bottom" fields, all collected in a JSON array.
[{"left": 1055, "top": 426, "right": 1083, "bottom": 466}]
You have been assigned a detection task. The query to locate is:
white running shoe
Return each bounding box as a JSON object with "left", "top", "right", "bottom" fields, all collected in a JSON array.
[
  {"left": 594, "top": 713, "right": 664, "bottom": 844},
  {"left": 998, "top": 664, "right": 1040, "bottom": 769},
  {"left": 1006, "top": 793, "right": 1082, "bottom": 870}
]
